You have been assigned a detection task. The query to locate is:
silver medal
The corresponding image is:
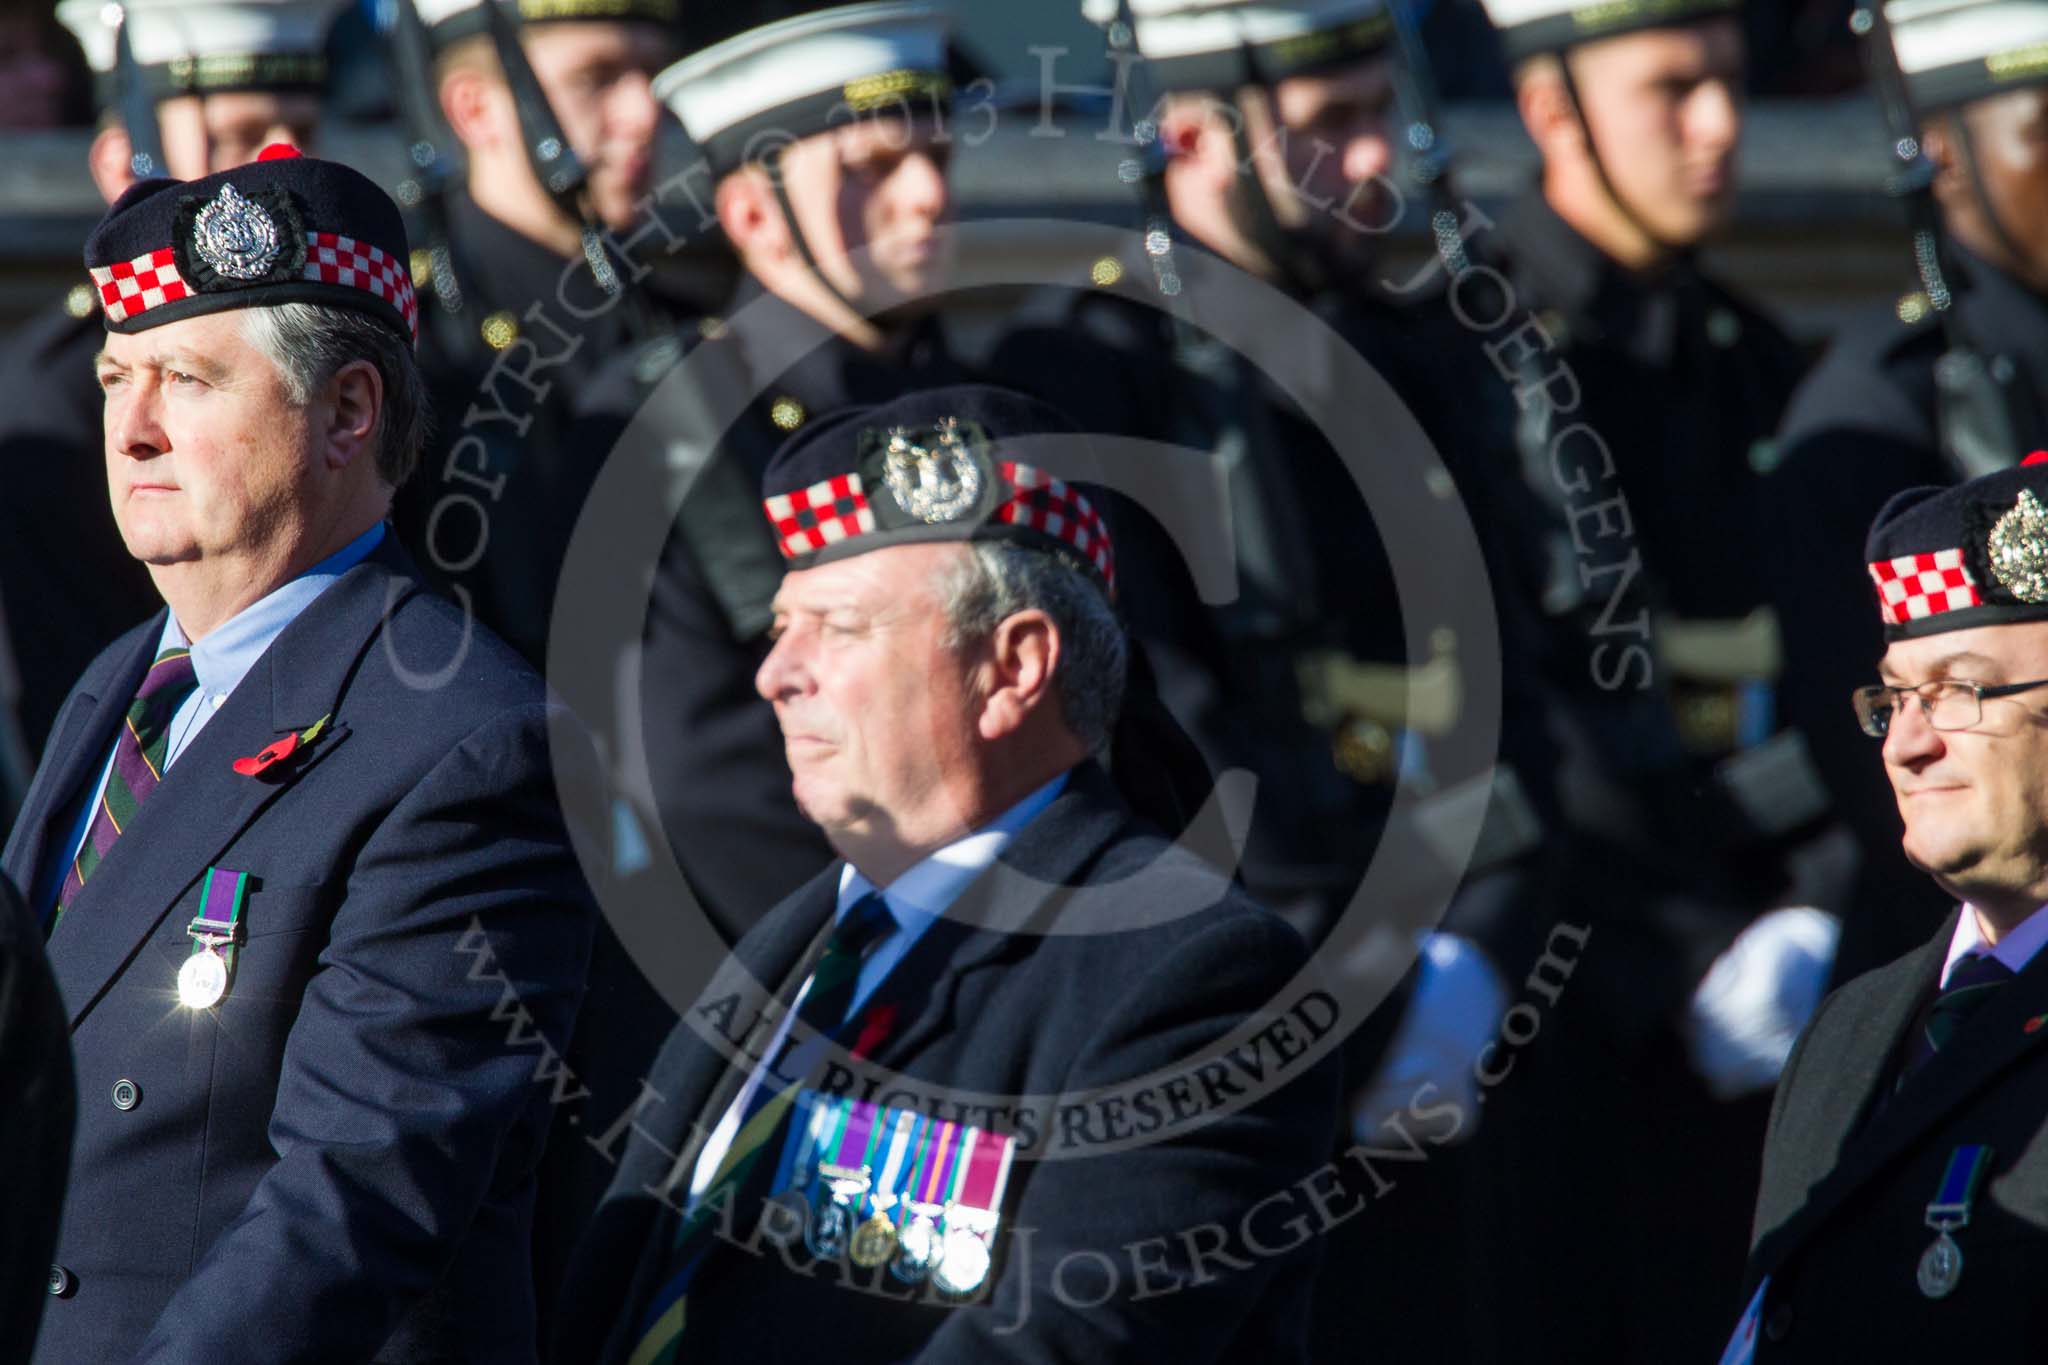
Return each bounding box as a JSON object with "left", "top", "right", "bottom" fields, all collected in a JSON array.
[
  {"left": 178, "top": 948, "right": 228, "bottom": 1009},
  {"left": 1918, "top": 1229, "right": 1963, "bottom": 1299},
  {"left": 932, "top": 1225, "right": 992, "bottom": 1296}
]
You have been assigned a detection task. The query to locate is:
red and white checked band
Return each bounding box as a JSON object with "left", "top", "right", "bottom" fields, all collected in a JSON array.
[
  {"left": 762, "top": 460, "right": 1116, "bottom": 592},
  {"left": 89, "top": 231, "right": 419, "bottom": 343},
  {"left": 766, "top": 474, "right": 877, "bottom": 557},
  {"left": 1869, "top": 548, "right": 1984, "bottom": 626},
  {"left": 997, "top": 460, "right": 1116, "bottom": 591}
]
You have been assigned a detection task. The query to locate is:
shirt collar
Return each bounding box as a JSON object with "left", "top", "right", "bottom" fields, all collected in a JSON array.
[
  {"left": 1944, "top": 899, "right": 2048, "bottom": 986},
  {"left": 834, "top": 771, "right": 1070, "bottom": 931},
  {"left": 160, "top": 523, "right": 387, "bottom": 699}
]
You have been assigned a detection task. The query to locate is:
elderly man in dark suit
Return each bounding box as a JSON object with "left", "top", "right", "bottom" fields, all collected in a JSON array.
[
  {"left": 1739, "top": 452, "right": 2048, "bottom": 1359},
  {"left": 2, "top": 147, "right": 596, "bottom": 1363},
  {"left": 551, "top": 386, "right": 1344, "bottom": 1364}
]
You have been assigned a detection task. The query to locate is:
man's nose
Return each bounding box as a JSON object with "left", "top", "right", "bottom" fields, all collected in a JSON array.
[
  {"left": 108, "top": 378, "right": 168, "bottom": 459},
  {"left": 1885, "top": 695, "right": 1946, "bottom": 768}
]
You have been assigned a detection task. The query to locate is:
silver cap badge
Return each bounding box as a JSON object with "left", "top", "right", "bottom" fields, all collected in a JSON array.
[
  {"left": 1989, "top": 489, "right": 2048, "bottom": 604},
  {"left": 191, "top": 183, "right": 281, "bottom": 280},
  {"left": 882, "top": 417, "right": 983, "bottom": 524}
]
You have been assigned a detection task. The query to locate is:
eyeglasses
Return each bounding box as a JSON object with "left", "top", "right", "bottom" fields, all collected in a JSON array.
[{"left": 1853, "top": 677, "right": 2048, "bottom": 738}]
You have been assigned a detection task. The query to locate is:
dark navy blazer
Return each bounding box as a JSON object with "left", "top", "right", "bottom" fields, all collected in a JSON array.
[
  {"left": 2, "top": 536, "right": 598, "bottom": 1364},
  {"left": 551, "top": 763, "right": 1343, "bottom": 1364}
]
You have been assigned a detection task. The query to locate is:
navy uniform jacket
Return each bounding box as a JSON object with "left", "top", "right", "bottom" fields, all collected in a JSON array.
[
  {"left": 550, "top": 763, "right": 1344, "bottom": 1364},
  {"left": 2, "top": 535, "right": 598, "bottom": 1364},
  {"left": 0, "top": 872, "right": 73, "bottom": 1364},
  {"left": 0, "top": 297, "right": 160, "bottom": 762},
  {"left": 1764, "top": 249, "right": 2048, "bottom": 983},
  {"left": 396, "top": 192, "right": 730, "bottom": 671},
  {"left": 1746, "top": 909, "right": 2048, "bottom": 1359}
]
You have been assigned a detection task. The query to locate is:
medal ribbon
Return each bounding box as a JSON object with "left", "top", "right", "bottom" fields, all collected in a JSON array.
[
  {"left": 872, "top": 1108, "right": 922, "bottom": 1210},
  {"left": 1927, "top": 1144, "right": 1994, "bottom": 1225},
  {"left": 188, "top": 866, "right": 250, "bottom": 969},
  {"left": 957, "top": 1126, "right": 1015, "bottom": 1214}
]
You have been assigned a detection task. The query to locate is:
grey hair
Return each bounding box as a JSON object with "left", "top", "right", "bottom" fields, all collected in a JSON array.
[
  {"left": 936, "top": 541, "right": 1127, "bottom": 754},
  {"left": 238, "top": 302, "right": 429, "bottom": 488}
]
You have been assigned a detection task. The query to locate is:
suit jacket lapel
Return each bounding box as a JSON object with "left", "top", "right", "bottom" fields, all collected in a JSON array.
[
  {"left": 1755, "top": 912, "right": 2048, "bottom": 1278},
  {"left": 0, "top": 620, "right": 158, "bottom": 904},
  {"left": 46, "top": 546, "right": 419, "bottom": 1027}
]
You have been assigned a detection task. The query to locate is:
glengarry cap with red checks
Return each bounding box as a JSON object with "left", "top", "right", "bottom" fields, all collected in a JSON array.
[
  {"left": 1866, "top": 452, "right": 2048, "bottom": 640},
  {"left": 760, "top": 386, "right": 1117, "bottom": 595},
  {"left": 82, "top": 143, "right": 419, "bottom": 346}
]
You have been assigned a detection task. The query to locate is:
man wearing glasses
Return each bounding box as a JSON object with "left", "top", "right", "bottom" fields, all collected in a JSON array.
[{"left": 1736, "top": 452, "right": 2048, "bottom": 1359}]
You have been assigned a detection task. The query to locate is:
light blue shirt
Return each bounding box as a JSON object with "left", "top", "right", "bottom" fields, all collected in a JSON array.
[
  {"left": 1944, "top": 900, "right": 2048, "bottom": 987},
  {"left": 37, "top": 523, "right": 386, "bottom": 914},
  {"left": 832, "top": 770, "right": 1068, "bottom": 1016},
  {"left": 686, "top": 769, "right": 1069, "bottom": 1207}
]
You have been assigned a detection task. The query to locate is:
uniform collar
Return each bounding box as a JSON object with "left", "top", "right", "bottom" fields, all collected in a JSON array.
[
  {"left": 1503, "top": 186, "right": 1706, "bottom": 367},
  {"left": 1950, "top": 244, "right": 2048, "bottom": 402},
  {"left": 723, "top": 272, "right": 959, "bottom": 416},
  {"left": 162, "top": 522, "right": 387, "bottom": 702},
  {"left": 1942, "top": 897, "right": 2048, "bottom": 986}
]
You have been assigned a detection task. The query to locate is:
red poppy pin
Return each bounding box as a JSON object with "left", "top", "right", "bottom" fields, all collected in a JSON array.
[
  {"left": 232, "top": 714, "right": 332, "bottom": 779},
  {"left": 2027, "top": 1014, "right": 2048, "bottom": 1035}
]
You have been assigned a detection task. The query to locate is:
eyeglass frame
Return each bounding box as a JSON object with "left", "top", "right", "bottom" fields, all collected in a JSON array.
[{"left": 1853, "top": 676, "right": 2048, "bottom": 739}]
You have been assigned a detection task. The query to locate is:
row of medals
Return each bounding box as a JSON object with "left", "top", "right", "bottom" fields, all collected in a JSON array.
[{"left": 763, "top": 1160, "right": 992, "bottom": 1296}]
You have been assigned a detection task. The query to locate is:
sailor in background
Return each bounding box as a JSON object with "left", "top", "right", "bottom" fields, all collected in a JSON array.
[
  {"left": 1743, "top": 454, "right": 2048, "bottom": 1360},
  {"left": 0, "top": 0, "right": 347, "bottom": 817},
  {"left": 1438, "top": 0, "right": 1847, "bottom": 1356},
  {"left": 392, "top": 0, "right": 723, "bottom": 671},
  {"left": 570, "top": 0, "right": 974, "bottom": 942},
  {"left": 1766, "top": 0, "right": 2048, "bottom": 984}
]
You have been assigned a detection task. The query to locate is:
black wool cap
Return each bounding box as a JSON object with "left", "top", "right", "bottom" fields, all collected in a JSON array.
[
  {"left": 1865, "top": 452, "right": 2048, "bottom": 640},
  {"left": 760, "top": 385, "right": 1117, "bottom": 595},
  {"left": 83, "top": 144, "right": 417, "bottom": 346}
]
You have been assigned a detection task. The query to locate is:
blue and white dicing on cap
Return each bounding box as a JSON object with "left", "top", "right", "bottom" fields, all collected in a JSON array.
[
  {"left": 1079, "top": 0, "right": 1392, "bottom": 92},
  {"left": 57, "top": 0, "right": 346, "bottom": 96},
  {"left": 1477, "top": 0, "right": 1741, "bottom": 63},
  {"left": 653, "top": 1, "right": 953, "bottom": 177},
  {"left": 1887, "top": 0, "right": 2048, "bottom": 111}
]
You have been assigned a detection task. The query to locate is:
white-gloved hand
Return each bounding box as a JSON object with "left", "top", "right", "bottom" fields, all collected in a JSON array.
[
  {"left": 1349, "top": 932, "right": 1509, "bottom": 1144},
  {"left": 1684, "top": 907, "right": 1842, "bottom": 1101}
]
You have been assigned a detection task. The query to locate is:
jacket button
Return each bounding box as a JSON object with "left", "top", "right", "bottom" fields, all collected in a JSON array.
[
  {"left": 47, "top": 1265, "right": 72, "bottom": 1296},
  {"left": 1764, "top": 1301, "right": 1794, "bottom": 1342},
  {"left": 111, "top": 1078, "right": 140, "bottom": 1111}
]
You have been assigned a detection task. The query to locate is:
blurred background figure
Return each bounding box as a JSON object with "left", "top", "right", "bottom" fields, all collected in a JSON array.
[
  {"left": 1426, "top": 0, "right": 1851, "bottom": 1357},
  {"left": 392, "top": 0, "right": 722, "bottom": 670},
  {"left": 0, "top": 0, "right": 350, "bottom": 836},
  {"left": 1766, "top": 0, "right": 2048, "bottom": 987},
  {"left": 0, "top": 0, "right": 94, "bottom": 128},
  {"left": 0, "top": 872, "right": 72, "bottom": 1365}
]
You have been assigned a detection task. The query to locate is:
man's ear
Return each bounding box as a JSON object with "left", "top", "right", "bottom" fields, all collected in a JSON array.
[
  {"left": 1161, "top": 97, "right": 1239, "bottom": 190},
  {"left": 89, "top": 125, "right": 136, "bottom": 206},
  {"left": 1514, "top": 59, "right": 1583, "bottom": 163},
  {"left": 717, "top": 168, "right": 784, "bottom": 262},
  {"left": 321, "top": 359, "right": 383, "bottom": 474},
  {"left": 439, "top": 68, "right": 501, "bottom": 153},
  {"left": 977, "top": 609, "right": 1061, "bottom": 742},
  {"left": 1921, "top": 112, "right": 1968, "bottom": 210}
]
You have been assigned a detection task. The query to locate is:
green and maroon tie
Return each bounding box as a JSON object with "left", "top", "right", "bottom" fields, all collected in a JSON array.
[{"left": 54, "top": 646, "right": 199, "bottom": 926}]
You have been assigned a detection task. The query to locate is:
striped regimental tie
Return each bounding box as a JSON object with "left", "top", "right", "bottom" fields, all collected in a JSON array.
[
  {"left": 627, "top": 892, "right": 897, "bottom": 1365},
  {"left": 1902, "top": 951, "right": 2016, "bottom": 1080},
  {"left": 52, "top": 647, "right": 199, "bottom": 930}
]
